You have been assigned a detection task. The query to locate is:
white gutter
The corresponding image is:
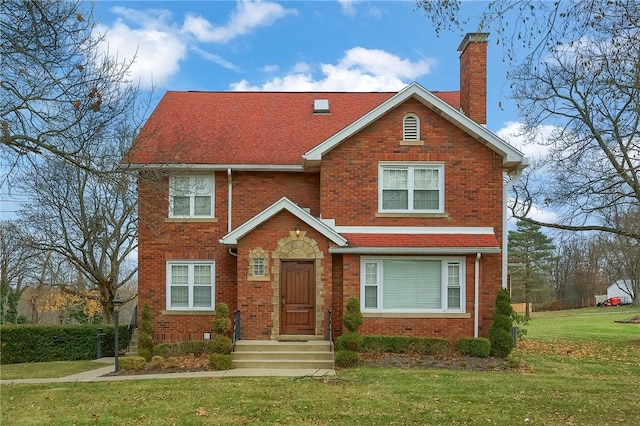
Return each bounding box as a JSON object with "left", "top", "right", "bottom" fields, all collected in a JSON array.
[
  {"left": 502, "top": 168, "right": 525, "bottom": 289},
  {"left": 227, "top": 168, "right": 232, "bottom": 233},
  {"left": 475, "top": 252, "right": 481, "bottom": 337},
  {"left": 329, "top": 247, "right": 500, "bottom": 255}
]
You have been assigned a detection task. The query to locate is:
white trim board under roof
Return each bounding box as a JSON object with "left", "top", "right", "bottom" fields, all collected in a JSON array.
[
  {"left": 219, "top": 197, "right": 348, "bottom": 247},
  {"left": 303, "top": 82, "right": 527, "bottom": 172}
]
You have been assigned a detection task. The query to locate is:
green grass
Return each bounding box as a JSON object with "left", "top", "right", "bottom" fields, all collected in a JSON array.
[
  {"left": 1, "top": 307, "right": 639, "bottom": 425},
  {"left": 0, "top": 360, "right": 107, "bottom": 380}
]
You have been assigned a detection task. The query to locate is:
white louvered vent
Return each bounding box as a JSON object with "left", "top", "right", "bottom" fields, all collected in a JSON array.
[{"left": 403, "top": 114, "right": 419, "bottom": 140}]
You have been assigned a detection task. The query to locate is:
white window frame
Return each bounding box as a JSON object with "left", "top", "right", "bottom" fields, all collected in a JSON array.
[
  {"left": 403, "top": 113, "right": 420, "bottom": 140},
  {"left": 378, "top": 162, "right": 444, "bottom": 213},
  {"left": 169, "top": 175, "right": 215, "bottom": 218},
  {"left": 360, "top": 257, "right": 465, "bottom": 313},
  {"left": 166, "top": 261, "right": 215, "bottom": 310}
]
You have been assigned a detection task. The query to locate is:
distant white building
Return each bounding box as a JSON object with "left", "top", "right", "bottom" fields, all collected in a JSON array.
[{"left": 607, "top": 280, "right": 634, "bottom": 304}]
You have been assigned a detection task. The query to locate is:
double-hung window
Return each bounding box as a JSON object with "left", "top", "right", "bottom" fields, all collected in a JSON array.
[
  {"left": 379, "top": 163, "right": 444, "bottom": 213},
  {"left": 361, "top": 257, "right": 464, "bottom": 313},
  {"left": 166, "top": 261, "right": 215, "bottom": 310},
  {"left": 169, "top": 175, "right": 214, "bottom": 218}
]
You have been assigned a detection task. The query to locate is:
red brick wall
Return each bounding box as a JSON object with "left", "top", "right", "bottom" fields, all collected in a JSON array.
[
  {"left": 136, "top": 170, "right": 320, "bottom": 342},
  {"left": 459, "top": 36, "right": 488, "bottom": 124}
]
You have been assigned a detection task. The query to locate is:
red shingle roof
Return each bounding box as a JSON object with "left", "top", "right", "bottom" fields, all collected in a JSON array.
[
  {"left": 342, "top": 233, "right": 500, "bottom": 249},
  {"left": 126, "top": 90, "right": 460, "bottom": 165}
]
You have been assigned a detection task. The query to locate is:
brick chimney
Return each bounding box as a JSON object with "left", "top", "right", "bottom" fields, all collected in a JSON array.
[{"left": 458, "top": 33, "right": 489, "bottom": 125}]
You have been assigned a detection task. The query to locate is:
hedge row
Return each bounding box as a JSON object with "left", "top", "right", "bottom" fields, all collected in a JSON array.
[
  {"left": 358, "top": 335, "right": 451, "bottom": 355},
  {"left": 0, "top": 324, "right": 128, "bottom": 364}
]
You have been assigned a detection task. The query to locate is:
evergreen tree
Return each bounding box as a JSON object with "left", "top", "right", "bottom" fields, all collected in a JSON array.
[{"left": 509, "top": 221, "right": 556, "bottom": 318}]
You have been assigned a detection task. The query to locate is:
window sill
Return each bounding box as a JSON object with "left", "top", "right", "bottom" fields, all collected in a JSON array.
[
  {"left": 375, "top": 212, "right": 449, "bottom": 218},
  {"left": 162, "top": 310, "right": 215, "bottom": 315},
  {"left": 363, "top": 312, "right": 470, "bottom": 319},
  {"left": 399, "top": 140, "right": 425, "bottom": 146},
  {"left": 165, "top": 217, "right": 218, "bottom": 223}
]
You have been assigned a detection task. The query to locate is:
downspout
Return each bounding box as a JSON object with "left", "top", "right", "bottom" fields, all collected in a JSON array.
[
  {"left": 227, "top": 168, "right": 237, "bottom": 257},
  {"left": 474, "top": 252, "right": 481, "bottom": 338},
  {"left": 502, "top": 169, "right": 524, "bottom": 289}
]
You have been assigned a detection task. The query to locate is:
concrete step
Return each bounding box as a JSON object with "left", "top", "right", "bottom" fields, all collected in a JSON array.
[{"left": 232, "top": 339, "right": 334, "bottom": 369}]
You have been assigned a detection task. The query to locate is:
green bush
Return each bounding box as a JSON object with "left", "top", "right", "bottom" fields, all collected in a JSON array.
[
  {"left": 358, "top": 335, "right": 451, "bottom": 355},
  {"left": 138, "top": 304, "right": 154, "bottom": 359},
  {"left": 165, "top": 356, "right": 179, "bottom": 368},
  {"left": 489, "top": 289, "right": 515, "bottom": 358},
  {"left": 336, "top": 331, "right": 364, "bottom": 351},
  {"left": 137, "top": 348, "right": 152, "bottom": 362},
  {"left": 456, "top": 338, "right": 491, "bottom": 358},
  {"left": 335, "top": 350, "right": 361, "bottom": 368},
  {"left": 408, "top": 337, "right": 451, "bottom": 355},
  {"left": 154, "top": 340, "right": 215, "bottom": 357},
  {"left": 0, "top": 324, "right": 127, "bottom": 364},
  {"left": 119, "top": 356, "right": 147, "bottom": 371},
  {"left": 343, "top": 297, "right": 364, "bottom": 332},
  {"left": 211, "top": 335, "right": 233, "bottom": 354},
  {"left": 150, "top": 355, "right": 166, "bottom": 369},
  {"left": 213, "top": 303, "right": 232, "bottom": 336},
  {"left": 209, "top": 354, "right": 233, "bottom": 370}
]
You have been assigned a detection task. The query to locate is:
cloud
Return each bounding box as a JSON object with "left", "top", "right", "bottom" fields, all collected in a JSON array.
[
  {"left": 95, "top": 13, "right": 187, "bottom": 89},
  {"left": 338, "top": 0, "right": 361, "bottom": 16},
  {"left": 182, "top": 1, "right": 297, "bottom": 43},
  {"left": 97, "top": 1, "right": 294, "bottom": 88},
  {"left": 230, "top": 47, "right": 435, "bottom": 91},
  {"left": 497, "top": 121, "right": 553, "bottom": 160}
]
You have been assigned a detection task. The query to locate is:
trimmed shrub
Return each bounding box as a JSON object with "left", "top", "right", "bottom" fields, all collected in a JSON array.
[
  {"left": 336, "top": 331, "right": 364, "bottom": 352},
  {"left": 154, "top": 340, "right": 215, "bottom": 358},
  {"left": 138, "top": 304, "right": 154, "bottom": 360},
  {"left": 343, "top": 297, "right": 364, "bottom": 332},
  {"left": 456, "top": 338, "right": 491, "bottom": 358},
  {"left": 119, "top": 356, "right": 147, "bottom": 371},
  {"left": 408, "top": 337, "right": 451, "bottom": 355},
  {"left": 0, "top": 324, "right": 126, "bottom": 364},
  {"left": 335, "top": 350, "right": 361, "bottom": 368},
  {"left": 166, "top": 356, "right": 180, "bottom": 368},
  {"left": 150, "top": 355, "right": 166, "bottom": 369},
  {"left": 211, "top": 335, "right": 233, "bottom": 354},
  {"left": 209, "top": 354, "right": 233, "bottom": 370},
  {"left": 213, "top": 303, "right": 232, "bottom": 336},
  {"left": 137, "top": 348, "right": 152, "bottom": 362},
  {"left": 489, "top": 289, "right": 515, "bottom": 358}
]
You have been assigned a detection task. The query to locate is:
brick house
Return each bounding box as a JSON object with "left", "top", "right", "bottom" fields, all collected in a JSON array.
[{"left": 125, "top": 33, "right": 527, "bottom": 347}]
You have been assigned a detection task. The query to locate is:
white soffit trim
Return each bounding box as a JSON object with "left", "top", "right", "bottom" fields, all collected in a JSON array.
[
  {"left": 333, "top": 226, "right": 495, "bottom": 234},
  {"left": 303, "top": 82, "right": 525, "bottom": 168},
  {"left": 121, "top": 164, "right": 305, "bottom": 172},
  {"left": 329, "top": 247, "right": 501, "bottom": 254},
  {"left": 219, "top": 197, "right": 347, "bottom": 246}
]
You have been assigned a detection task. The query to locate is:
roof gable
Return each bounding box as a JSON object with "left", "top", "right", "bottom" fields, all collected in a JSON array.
[
  {"left": 220, "top": 197, "right": 347, "bottom": 246},
  {"left": 303, "top": 82, "right": 526, "bottom": 171}
]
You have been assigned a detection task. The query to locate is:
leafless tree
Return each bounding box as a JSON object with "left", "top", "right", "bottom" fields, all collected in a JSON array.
[
  {"left": 0, "top": 221, "right": 34, "bottom": 323},
  {"left": 15, "top": 139, "right": 138, "bottom": 322},
  {"left": 1, "top": 0, "right": 139, "bottom": 173}
]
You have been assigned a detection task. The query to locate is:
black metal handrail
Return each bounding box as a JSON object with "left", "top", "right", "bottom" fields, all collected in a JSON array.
[
  {"left": 126, "top": 304, "right": 138, "bottom": 348},
  {"left": 328, "top": 308, "right": 334, "bottom": 352},
  {"left": 232, "top": 309, "right": 241, "bottom": 351}
]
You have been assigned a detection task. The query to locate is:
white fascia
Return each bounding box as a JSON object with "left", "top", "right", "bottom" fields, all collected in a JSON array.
[
  {"left": 329, "top": 247, "right": 501, "bottom": 254},
  {"left": 122, "top": 164, "right": 305, "bottom": 172},
  {"left": 332, "top": 226, "right": 495, "bottom": 234}
]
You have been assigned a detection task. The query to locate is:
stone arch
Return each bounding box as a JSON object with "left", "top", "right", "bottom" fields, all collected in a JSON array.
[{"left": 271, "top": 231, "right": 325, "bottom": 336}]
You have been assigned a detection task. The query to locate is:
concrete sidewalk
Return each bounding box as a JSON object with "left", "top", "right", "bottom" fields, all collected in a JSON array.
[{"left": 0, "top": 358, "right": 335, "bottom": 385}]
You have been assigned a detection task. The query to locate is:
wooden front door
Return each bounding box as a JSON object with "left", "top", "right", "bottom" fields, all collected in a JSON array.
[{"left": 280, "top": 260, "right": 315, "bottom": 335}]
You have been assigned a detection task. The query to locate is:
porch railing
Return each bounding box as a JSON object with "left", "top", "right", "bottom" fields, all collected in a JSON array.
[
  {"left": 328, "top": 308, "right": 334, "bottom": 352},
  {"left": 232, "top": 309, "right": 241, "bottom": 351},
  {"left": 126, "top": 304, "right": 138, "bottom": 346}
]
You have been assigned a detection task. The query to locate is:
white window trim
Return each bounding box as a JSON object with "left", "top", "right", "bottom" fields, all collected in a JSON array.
[
  {"left": 360, "top": 256, "right": 465, "bottom": 314},
  {"left": 403, "top": 113, "right": 420, "bottom": 140},
  {"left": 378, "top": 162, "right": 444, "bottom": 213},
  {"left": 166, "top": 261, "right": 215, "bottom": 310},
  {"left": 169, "top": 175, "right": 215, "bottom": 218}
]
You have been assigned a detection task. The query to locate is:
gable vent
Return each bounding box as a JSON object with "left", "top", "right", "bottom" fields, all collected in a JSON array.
[
  {"left": 313, "top": 99, "right": 329, "bottom": 114},
  {"left": 403, "top": 114, "right": 419, "bottom": 140}
]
